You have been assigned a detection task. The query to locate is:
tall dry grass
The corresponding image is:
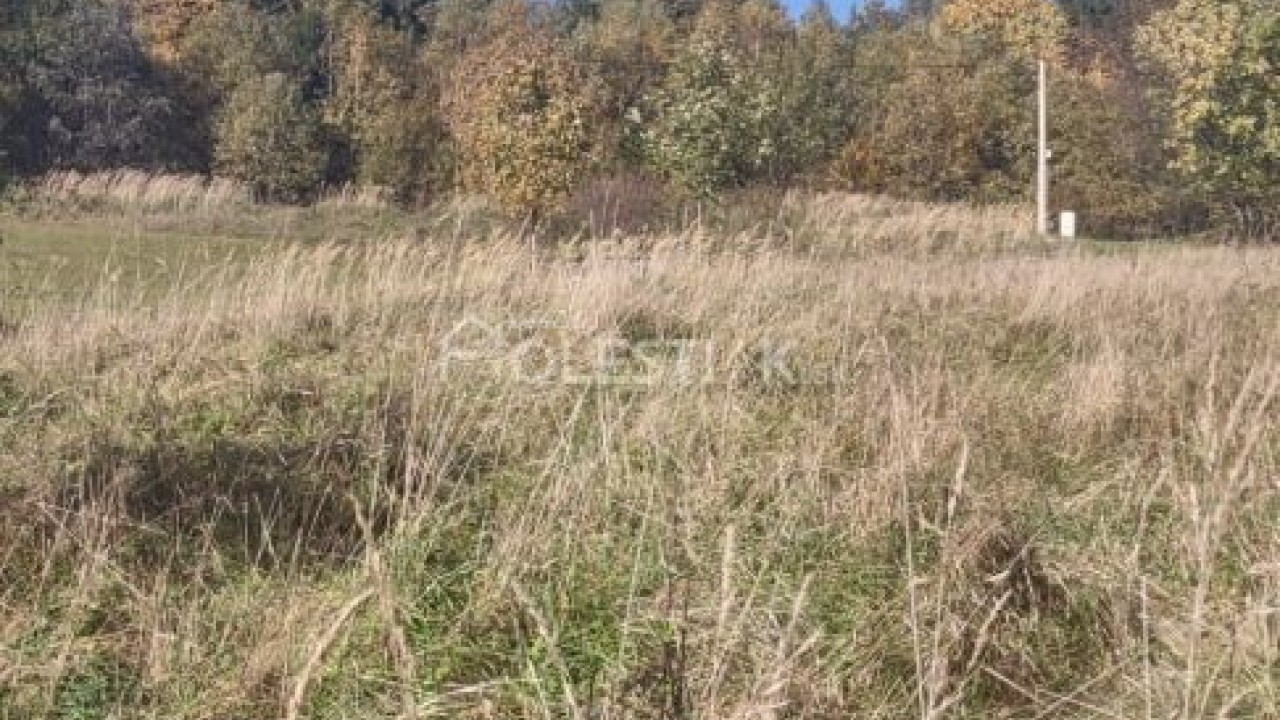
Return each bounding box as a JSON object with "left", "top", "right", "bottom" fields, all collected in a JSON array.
[
  {"left": 15, "top": 172, "right": 401, "bottom": 215},
  {"left": 20, "top": 170, "right": 254, "bottom": 214},
  {"left": 0, "top": 203, "right": 1276, "bottom": 718},
  {"left": 6, "top": 171, "right": 1040, "bottom": 251},
  {"left": 3, "top": 172, "right": 411, "bottom": 247}
]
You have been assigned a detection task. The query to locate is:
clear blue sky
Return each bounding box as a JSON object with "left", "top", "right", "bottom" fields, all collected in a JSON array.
[{"left": 782, "top": 1, "right": 862, "bottom": 22}]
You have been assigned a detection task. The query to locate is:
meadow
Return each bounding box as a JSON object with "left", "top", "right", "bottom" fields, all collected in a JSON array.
[{"left": 0, "top": 179, "right": 1276, "bottom": 719}]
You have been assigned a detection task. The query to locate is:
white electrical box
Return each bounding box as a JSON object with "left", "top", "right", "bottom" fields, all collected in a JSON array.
[{"left": 1060, "top": 211, "right": 1077, "bottom": 239}]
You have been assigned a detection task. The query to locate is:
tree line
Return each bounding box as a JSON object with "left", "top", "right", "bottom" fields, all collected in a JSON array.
[{"left": 0, "top": 0, "right": 1276, "bottom": 238}]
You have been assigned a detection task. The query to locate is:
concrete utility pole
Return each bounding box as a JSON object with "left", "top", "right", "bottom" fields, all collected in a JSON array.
[{"left": 1036, "top": 59, "right": 1049, "bottom": 236}]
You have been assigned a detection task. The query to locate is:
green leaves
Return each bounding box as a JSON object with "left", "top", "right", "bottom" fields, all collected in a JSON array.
[
  {"left": 638, "top": 38, "right": 755, "bottom": 195},
  {"left": 836, "top": 31, "right": 1036, "bottom": 204},
  {"left": 1138, "top": 0, "right": 1280, "bottom": 213},
  {"left": 214, "top": 74, "right": 326, "bottom": 203},
  {"left": 322, "top": 3, "right": 443, "bottom": 203},
  {"left": 638, "top": 0, "right": 847, "bottom": 197}
]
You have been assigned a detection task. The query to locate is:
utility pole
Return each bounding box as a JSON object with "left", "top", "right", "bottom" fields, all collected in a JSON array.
[{"left": 1036, "top": 58, "right": 1049, "bottom": 236}]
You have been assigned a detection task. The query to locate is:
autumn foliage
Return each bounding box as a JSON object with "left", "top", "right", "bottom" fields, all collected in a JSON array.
[
  {"left": 938, "top": 0, "right": 1069, "bottom": 63},
  {"left": 1137, "top": 0, "right": 1280, "bottom": 233},
  {"left": 0, "top": 0, "right": 1276, "bottom": 238},
  {"left": 444, "top": 4, "right": 608, "bottom": 219}
]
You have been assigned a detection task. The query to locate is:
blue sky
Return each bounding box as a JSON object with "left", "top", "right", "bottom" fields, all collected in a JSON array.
[{"left": 782, "top": 1, "right": 861, "bottom": 21}]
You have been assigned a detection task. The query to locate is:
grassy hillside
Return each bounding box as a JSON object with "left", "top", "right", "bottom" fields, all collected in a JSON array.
[{"left": 0, "top": 197, "right": 1276, "bottom": 719}]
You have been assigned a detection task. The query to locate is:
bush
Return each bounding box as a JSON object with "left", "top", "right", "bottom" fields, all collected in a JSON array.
[
  {"left": 443, "top": 11, "right": 608, "bottom": 222},
  {"left": 351, "top": 97, "right": 447, "bottom": 205},
  {"left": 1137, "top": 0, "right": 1280, "bottom": 239},
  {"left": 840, "top": 41, "right": 1035, "bottom": 203},
  {"left": 213, "top": 73, "right": 326, "bottom": 203},
  {"left": 321, "top": 3, "right": 447, "bottom": 205},
  {"left": 1049, "top": 74, "right": 1197, "bottom": 239}
]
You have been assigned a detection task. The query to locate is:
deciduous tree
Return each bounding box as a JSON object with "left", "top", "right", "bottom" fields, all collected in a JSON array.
[
  {"left": 939, "top": 0, "right": 1070, "bottom": 63},
  {"left": 1137, "top": 0, "right": 1279, "bottom": 236},
  {"left": 214, "top": 73, "right": 326, "bottom": 202},
  {"left": 125, "top": 0, "right": 220, "bottom": 64},
  {"left": 322, "top": 1, "right": 444, "bottom": 202},
  {"left": 839, "top": 35, "right": 1035, "bottom": 202},
  {"left": 25, "top": 2, "right": 194, "bottom": 171},
  {"left": 443, "top": 2, "right": 607, "bottom": 220},
  {"left": 786, "top": 2, "right": 856, "bottom": 178},
  {"left": 637, "top": 30, "right": 761, "bottom": 193},
  {"left": 638, "top": 0, "right": 805, "bottom": 193}
]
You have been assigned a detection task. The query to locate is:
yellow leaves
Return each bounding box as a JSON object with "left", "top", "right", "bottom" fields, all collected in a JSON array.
[
  {"left": 938, "top": 0, "right": 1068, "bottom": 64},
  {"left": 444, "top": 17, "right": 607, "bottom": 217},
  {"left": 693, "top": 0, "right": 791, "bottom": 59},
  {"left": 736, "top": 0, "right": 792, "bottom": 57},
  {"left": 1081, "top": 52, "right": 1115, "bottom": 91},
  {"left": 831, "top": 137, "right": 887, "bottom": 191},
  {"left": 1136, "top": 0, "right": 1280, "bottom": 196},
  {"left": 1136, "top": 0, "right": 1241, "bottom": 80}
]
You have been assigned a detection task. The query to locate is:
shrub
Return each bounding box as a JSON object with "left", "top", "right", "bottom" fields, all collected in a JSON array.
[
  {"left": 1048, "top": 73, "right": 1199, "bottom": 239},
  {"left": 19, "top": 2, "right": 196, "bottom": 172},
  {"left": 322, "top": 3, "right": 447, "bottom": 204},
  {"left": 841, "top": 38, "right": 1035, "bottom": 203},
  {"left": 638, "top": 36, "right": 791, "bottom": 196},
  {"left": 213, "top": 73, "right": 326, "bottom": 203},
  {"left": 443, "top": 2, "right": 608, "bottom": 222}
]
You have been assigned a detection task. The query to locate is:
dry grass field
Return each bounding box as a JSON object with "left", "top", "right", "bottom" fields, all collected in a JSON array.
[{"left": 0, "top": 192, "right": 1276, "bottom": 719}]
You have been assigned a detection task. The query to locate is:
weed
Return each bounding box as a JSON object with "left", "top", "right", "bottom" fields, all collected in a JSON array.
[{"left": 0, "top": 198, "right": 1275, "bottom": 718}]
